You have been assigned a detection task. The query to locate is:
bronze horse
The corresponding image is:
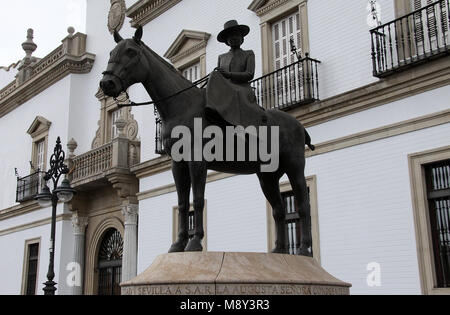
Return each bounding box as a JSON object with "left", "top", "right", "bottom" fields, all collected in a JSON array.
[{"left": 100, "top": 27, "right": 315, "bottom": 256}]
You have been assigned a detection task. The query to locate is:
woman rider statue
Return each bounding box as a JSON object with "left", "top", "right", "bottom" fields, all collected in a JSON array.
[{"left": 206, "top": 20, "right": 265, "bottom": 127}]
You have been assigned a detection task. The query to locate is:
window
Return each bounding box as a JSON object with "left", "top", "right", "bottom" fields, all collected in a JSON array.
[
  {"left": 182, "top": 62, "right": 201, "bottom": 83},
  {"left": 424, "top": 160, "right": 450, "bottom": 288},
  {"left": 21, "top": 239, "right": 40, "bottom": 295},
  {"left": 110, "top": 108, "right": 121, "bottom": 139},
  {"left": 160, "top": 30, "right": 210, "bottom": 154},
  {"left": 272, "top": 12, "right": 302, "bottom": 71},
  {"left": 248, "top": 0, "right": 310, "bottom": 75},
  {"left": 409, "top": 146, "right": 450, "bottom": 294},
  {"left": 267, "top": 176, "right": 320, "bottom": 262},
  {"left": 97, "top": 229, "right": 123, "bottom": 295},
  {"left": 35, "top": 140, "right": 45, "bottom": 171},
  {"left": 27, "top": 116, "right": 51, "bottom": 173},
  {"left": 172, "top": 201, "right": 207, "bottom": 251}
]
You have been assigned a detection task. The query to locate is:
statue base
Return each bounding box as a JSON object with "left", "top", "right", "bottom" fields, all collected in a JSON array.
[{"left": 121, "top": 252, "right": 351, "bottom": 295}]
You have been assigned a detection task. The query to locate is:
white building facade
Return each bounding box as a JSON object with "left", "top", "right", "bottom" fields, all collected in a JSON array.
[{"left": 0, "top": 0, "right": 449, "bottom": 295}]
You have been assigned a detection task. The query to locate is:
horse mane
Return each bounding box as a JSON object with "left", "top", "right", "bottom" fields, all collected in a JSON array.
[{"left": 140, "top": 41, "right": 183, "bottom": 76}]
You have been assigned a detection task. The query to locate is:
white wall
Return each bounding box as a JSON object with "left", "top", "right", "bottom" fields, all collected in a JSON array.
[
  {"left": 0, "top": 202, "right": 73, "bottom": 295},
  {"left": 0, "top": 76, "right": 71, "bottom": 210},
  {"left": 138, "top": 173, "right": 267, "bottom": 272}
]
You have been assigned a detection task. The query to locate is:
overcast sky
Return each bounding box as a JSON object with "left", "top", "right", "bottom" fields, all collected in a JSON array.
[{"left": 0, "top": 0, "right": 86, "bottom": 67}]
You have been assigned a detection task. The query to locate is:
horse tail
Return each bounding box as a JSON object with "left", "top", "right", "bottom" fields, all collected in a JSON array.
[{"left": 304, "top": 129, "right": 315, "bottom": 151}]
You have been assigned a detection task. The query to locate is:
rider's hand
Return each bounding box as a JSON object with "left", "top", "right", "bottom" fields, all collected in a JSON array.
[{"left": 216, "top": 67, "right": 231, "bottom": 79}]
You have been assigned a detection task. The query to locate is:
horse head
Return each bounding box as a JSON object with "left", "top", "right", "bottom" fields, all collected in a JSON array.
[{"left": 100, "top": 26, "right": 148, "bottom": 98}]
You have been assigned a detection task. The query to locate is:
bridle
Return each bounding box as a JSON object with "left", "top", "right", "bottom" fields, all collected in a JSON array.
[{"left": 102, "top": 42, "right": 211, "bottom": 108}]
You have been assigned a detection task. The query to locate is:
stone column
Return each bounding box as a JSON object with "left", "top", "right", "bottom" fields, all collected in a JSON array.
[
  {"left": 71, "top": 213, "right": 88, "bottom": 295},
  {"left": 122, "top": 204, "right": 139, "bottom": 282}
]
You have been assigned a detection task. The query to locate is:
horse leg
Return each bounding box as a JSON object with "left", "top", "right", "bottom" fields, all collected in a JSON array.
[
  {"left": 287, "top": 165, "right": 312, "bottom": 257},
  {"left": 257, "top": 172, "right": 286, "bottom": 253},
  {"left": 185, "top": 161, "right": 207, "bottom": 252},
  {"left": 168, "top": 161, "right": 191, "bottom": 253}
]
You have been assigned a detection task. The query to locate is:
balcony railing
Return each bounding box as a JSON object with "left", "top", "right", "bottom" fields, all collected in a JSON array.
[
  {"left": 16, "top": 171, "right": 45, "bottom": 203},
  {"left": 371, "top": 0, "right": 450, "bottom": 77},
  {"left": 71, "top": 142, "right": 113, "bottom": 183},
  {"left": 154, "top": 56, "right": 321, "bottom": 155},
  {"left": 251, "top": 54, "right": 321, "bottom": 110}
]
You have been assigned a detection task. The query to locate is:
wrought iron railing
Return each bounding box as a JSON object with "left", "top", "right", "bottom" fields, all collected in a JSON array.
[
  {"left": 71, "top": 142, "right": 113, "bottom": 183},
  {"left": 155, "top": 107, "right": 165, "bottom": 155},
  {"left": 154, "top": 56, "right": 321, "bottom": 155},
  {"left": 16, "top": 171, "right": 45, "bottom": 203},
  {"left": 371, "top": 0, "right": 450, "bottom": 77},
  {"left": 251, "top": 54, "right": 321, "bottom": 110}
]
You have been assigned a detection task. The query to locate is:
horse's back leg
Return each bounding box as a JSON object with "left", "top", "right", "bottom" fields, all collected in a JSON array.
[
  {"left": 185, "top": 161, "right": 207, "bottom": 252},
  {"left": 169, "top": 161, "right": 191, "bottom": 253},
  {"left": 257, "top": 172, "right": 286, "bottom": 253},
  {"left": 286, "top": 161, "right": 312, "bottom": 257}
]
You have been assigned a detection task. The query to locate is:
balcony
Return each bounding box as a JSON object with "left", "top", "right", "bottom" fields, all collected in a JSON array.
[
  {"left": 154, "top": 55, "right": 321, "bottom": 154},
  {"left": 370, "top": 0, "right": 450, "bottom": 78},
  {"left": 16, "top": 171, "right": 45, "bottom": 203},
  {"left": 68, "top": 135, "right": 140, "bottom": 189},
  {"left": 251, "top": 54, "right": 321, "bottom": 110}
]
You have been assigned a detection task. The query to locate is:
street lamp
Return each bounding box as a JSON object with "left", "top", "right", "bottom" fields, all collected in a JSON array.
[{"left": 35, "top": 137, "right": 76, "bottom": 295}]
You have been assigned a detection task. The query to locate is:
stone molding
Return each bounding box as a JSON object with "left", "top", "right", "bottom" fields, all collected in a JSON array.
[
  {"left": 134, "top": 108, "right": 450, "bottom": 201},
  {"left": 72, "top": 213, "right": 89, "bottom": 236},
  {"left": 27, "top": 116, "right": 52, "bottom": 138},
  {"left": 93, "top": 89, "right": 140, "bottom": 148},
  {"left": 248, "top": 0, "right": 294, "bottom": 17},
  {"left": 408, "top": 145, "right": 450, "bottom": 295},
  {"left": 122, "top": 204, "right": 139, "bottom": 225},
  {"left": 126, "top": 0, "right": 183, "bottom": 27},
  {"left": 0, "top": 200, "right": 41, "bottom": 221},
  {"left": 0, "top": 32, "right": 95, "bottom": 118},
  {"left": 85, "top": 216, "right": 124, "bottom": 295},
  {"left": 294, "top": 56, "right": 450, "bottom": 128},
  {"left": 0, "top": 213, "right": 72, "bottom": 237},
  {"left": 164, "top": 30, "right": 210, "bottom": 65},
  {"left": 108, "top": 0, "right": 127, "bottom": 34}
]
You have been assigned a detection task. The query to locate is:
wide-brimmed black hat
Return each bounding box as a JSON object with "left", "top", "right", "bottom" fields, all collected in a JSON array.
[{"left": 217, "top": 20, "right": 250, "bottom": 43}]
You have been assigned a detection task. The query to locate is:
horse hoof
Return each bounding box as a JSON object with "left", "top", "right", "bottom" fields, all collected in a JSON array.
[
  {"left": 168, "top": 240, "right": 187, "bottom": 253},
  {"left": 297, "top": 246, "right": 311, "bottom": 257},
  {"left": 271, "top": 247, "right": 285, "bottom": 254},
  {"left": 185, "top": 238, "right": 203, "bottom": 252}
]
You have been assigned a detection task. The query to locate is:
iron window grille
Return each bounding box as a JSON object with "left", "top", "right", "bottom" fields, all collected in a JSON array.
[
  {"left": 282, "top": 188, "right": 312, "bottom": 256},
  {"left": 425, "top": 159, "right": 450, "bottom": 288},
  {"left": 25, "top": 243, "right": 39, "bottom": 295}
]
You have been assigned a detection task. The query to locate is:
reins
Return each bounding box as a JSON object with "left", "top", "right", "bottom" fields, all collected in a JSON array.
[{"left": 116, "top": 74, "right": 210, "bottom": 108}]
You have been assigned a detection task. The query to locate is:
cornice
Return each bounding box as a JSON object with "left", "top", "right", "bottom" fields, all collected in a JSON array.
[
  {"left": 164, "top": 30, "right": 211, "bottom": 63},
  {"left": 126, "top": 0, "right": 183, "bottom": 27},
  {"left": 0, "top": 200, "right": 41, "bottom": 221},
  {"left": 0, "top": 46, "right": 95, "bottom": 118},
  {"left": 248, "top": 0, "right": 291, "bottom": 17}
]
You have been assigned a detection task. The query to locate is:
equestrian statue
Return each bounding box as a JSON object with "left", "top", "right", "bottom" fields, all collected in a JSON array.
[{"left": 100, "top": 21, "right": 315, "bottom": 256}]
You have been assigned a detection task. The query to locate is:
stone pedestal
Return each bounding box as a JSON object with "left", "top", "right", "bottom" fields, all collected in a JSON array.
[{"left": 121, "top": 252, "right": 351, "bottom": 295}]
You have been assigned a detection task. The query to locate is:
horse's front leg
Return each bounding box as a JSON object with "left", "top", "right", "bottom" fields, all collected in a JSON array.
[
  {"left": 185, "top": 161, "right": 207, "bottom": 252},
  {"left": 169, "top": 161, "right": 191, "bottom": 253}
]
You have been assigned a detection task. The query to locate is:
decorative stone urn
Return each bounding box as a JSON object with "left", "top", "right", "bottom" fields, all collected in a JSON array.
[{"left": 121, "top": 252, "right": 351, "bottom": 295}]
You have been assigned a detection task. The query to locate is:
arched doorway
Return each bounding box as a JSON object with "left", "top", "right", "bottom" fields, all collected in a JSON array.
[{"left": 97, "top": 228, "right": 123, "bottom": 295}]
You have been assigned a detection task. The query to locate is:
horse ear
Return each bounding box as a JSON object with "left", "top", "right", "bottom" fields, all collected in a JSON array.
[
  {"left": 114, "top": 30, "right": 123, "bottom": 43},
  {"left": 134, "top": 25, "right": 143, "bottom": 43}
]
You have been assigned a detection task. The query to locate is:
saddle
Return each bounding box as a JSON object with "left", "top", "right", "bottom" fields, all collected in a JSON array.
[{"left": 205, "top": 71, "right": 267, "bottom": 128}]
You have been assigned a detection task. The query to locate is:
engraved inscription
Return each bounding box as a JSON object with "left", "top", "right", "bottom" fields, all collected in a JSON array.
[{"left": 122, "top": 283, "right": 349, "bottom": 295}]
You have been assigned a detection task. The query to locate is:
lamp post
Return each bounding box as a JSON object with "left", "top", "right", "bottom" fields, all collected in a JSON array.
[{"left": 35, "top": 137, "right": 76, "bottom": 295}]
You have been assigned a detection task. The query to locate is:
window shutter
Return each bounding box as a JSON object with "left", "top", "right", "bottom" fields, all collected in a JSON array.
[{"left": 272, "top": 12, "right": 302, "bottom": 70}]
